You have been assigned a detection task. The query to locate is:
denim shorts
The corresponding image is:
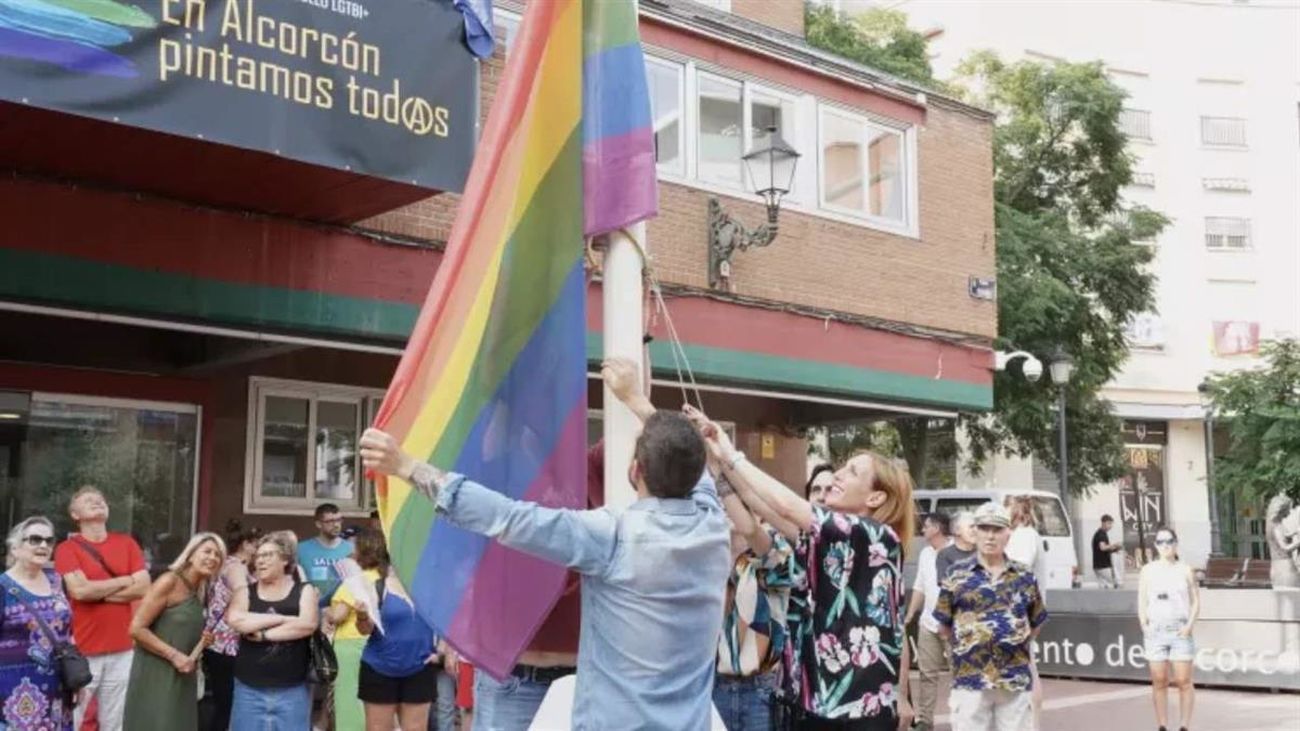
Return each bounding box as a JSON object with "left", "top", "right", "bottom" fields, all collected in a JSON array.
[
  {"left": 231, "top": 679, "right": 311, "bottom": 730},
  {"left": 1144, "top": 623, "right": 1195, "bottom": 663}
]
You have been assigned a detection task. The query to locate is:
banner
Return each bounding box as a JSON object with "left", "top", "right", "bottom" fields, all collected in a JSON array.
[
  {"left": 0, "top": 0, "right": 477, "bottom": 190},
  {"left": 1037, "top": 611, "right": 1300, "bottom": 690}
]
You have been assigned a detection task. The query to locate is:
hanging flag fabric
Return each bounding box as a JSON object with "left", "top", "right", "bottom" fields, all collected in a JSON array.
[
  {"left": 373, "top": 0, "right": 657, "bottom": 680},
  {"left": 582, "top": 0, "right": 658, "bottom": 236},
  {"left": 453, "top": 0, "right": 496, "bottom": 59}
]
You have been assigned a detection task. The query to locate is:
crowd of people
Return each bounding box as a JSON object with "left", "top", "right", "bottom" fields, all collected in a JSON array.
[{"left": 0, "top": 357, "right": 1202, "bottom": 731}]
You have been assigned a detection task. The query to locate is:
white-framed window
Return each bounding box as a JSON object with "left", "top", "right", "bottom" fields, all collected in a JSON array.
[
  {"left": 1130, "top": 172, "right": 1156, "bottom": 188},
  {"left": 1119, "top": 109, "right": 1152, "bottom": 141},
  {"left": 1202, "top": 177, "right": 1250, "bottom": 193},
  {"left": 696, "top": 71, "right": 745, "bottom": 188},
  {"left": 818, "top": 105, "right": 910, "bottom": 227},
  {"left": 1201, "top": 116, "right": 1247, "bottom": 148},
  {"left": 643, "top": 53, "right": 917, "bottom": 235},
  {"left": 245, "top": 377, "right": 385, "bottom": 515},
  {"left": 1204, "top": 216, "right": 1252, "bottom": 250},
  {"left": 646, "top": 56, "right": 686, "bottom": 177},
  {"left": 1123, "top": 312, "right": 1165, "bottom": 350}
]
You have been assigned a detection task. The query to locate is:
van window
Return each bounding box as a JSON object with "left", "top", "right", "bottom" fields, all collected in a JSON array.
[
  {"left": 1033, "top": 497, "right": 1071, "bottom": 537},
  {"left": 913, "top": 500, "right": 929, "bottom": 534},
  {"left": 933, "top": 498, "right": 987, "bottom": 520}
]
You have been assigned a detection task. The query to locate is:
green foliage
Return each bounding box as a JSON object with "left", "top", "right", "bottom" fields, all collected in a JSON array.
[
  {"left": 1203, "top": 339, "right": 1300, "bottom": 503},
  {"left": 805, "top": 10, "right": 1169, "bottom": 492},
  {"left": 951, "top": 55, "right": 1168, "bottom": 492},
  {"left": 804, "top": 4, "right": 940, "bottom": 88}
]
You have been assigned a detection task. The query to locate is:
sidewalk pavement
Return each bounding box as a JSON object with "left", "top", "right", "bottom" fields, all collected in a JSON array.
[{"left": 913, "top": 673, "right": 1300, "bottom": 731}]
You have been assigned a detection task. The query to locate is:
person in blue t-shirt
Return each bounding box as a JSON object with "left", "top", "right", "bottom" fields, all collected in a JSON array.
[
  {"left": 354, "top": 540, "right": 440, "bottom": 731},
  {"left": 296, "top": 503, "right": 354, "bottom": 608}
]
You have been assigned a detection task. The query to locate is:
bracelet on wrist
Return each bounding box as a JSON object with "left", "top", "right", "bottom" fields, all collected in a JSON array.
[{"left": 725, "top": 452, "right": 747, "bottom": 472}]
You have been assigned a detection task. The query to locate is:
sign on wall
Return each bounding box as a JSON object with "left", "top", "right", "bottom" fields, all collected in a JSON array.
[
  {"left": 0, "top": 0, "right": 477, "bottom": 190},
  {"left": 1118, "top": 420, "right": 1167, "bottom": 568}
]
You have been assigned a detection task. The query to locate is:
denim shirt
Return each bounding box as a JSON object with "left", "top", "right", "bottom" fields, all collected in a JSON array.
[{"left": 435, "top": 471, "right": 731, "bottom": 731}]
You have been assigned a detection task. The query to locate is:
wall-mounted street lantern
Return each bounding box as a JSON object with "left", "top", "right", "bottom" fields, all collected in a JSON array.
[{"left": 708, "top": 125, "right": 800, "bottom": 290}]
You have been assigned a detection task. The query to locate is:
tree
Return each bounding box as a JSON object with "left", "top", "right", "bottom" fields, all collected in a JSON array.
[
  {"left": 805, "top": 22, "right": 1169, "bottom": 492},
  {"left": 1202, "top": 339, "right": 1300, "bottom": 503},
  {"left": 952, "top": 54, "right": 1167, "bottom": 492},
  {"left": 804, "top": 4, "right": 939, "bottom": 88}
]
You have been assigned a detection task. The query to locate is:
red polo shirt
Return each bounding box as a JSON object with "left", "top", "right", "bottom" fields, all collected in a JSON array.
[{"left": 524, "top": 443, "right": 606, "bottom": 655}]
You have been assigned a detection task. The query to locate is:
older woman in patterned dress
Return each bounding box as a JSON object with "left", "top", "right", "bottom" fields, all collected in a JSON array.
[{"left": 1, "top": 516, "right": 74, "bottom": 731}]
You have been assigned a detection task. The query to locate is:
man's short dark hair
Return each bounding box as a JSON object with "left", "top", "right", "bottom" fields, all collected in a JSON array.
[
  {"left": 314, "top": 503, "right": 341, "bottom": 520},
  {"left": 633, "top": 411, "right": 707, "bottom": 499},
  {"left": 924, "top": 512, "right": 951, "bottom": 536},
  {"left": 1100, "top": 514, "right": 1114, "bottom": 523}
]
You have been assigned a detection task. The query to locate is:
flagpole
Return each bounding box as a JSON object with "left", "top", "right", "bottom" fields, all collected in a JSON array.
[{"left": 602, "top": 222, "right": 647, "bottom": 512}]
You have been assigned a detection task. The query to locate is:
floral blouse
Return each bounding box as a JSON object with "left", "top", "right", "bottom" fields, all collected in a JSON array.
[
  {"left": 785, "top": 506, "right": 904, "bottom": 724},
  {"left": 207, "top": 557, "right": 246, "bottom": 656}
]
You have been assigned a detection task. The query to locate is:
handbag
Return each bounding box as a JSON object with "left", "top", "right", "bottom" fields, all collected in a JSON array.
[
  {"left": 5, "top": 585, "right": 94, "bottom": 693},
  {"left": 307, "top": 629, "right": 338, "bottom": 685}
]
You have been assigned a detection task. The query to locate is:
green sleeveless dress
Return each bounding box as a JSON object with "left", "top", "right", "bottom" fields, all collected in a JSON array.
[{"left": 122, "top": 571, "right": 206, "bottom": 731}]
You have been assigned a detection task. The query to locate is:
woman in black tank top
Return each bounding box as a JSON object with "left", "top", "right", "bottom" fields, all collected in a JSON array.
[{"left": 226, "top": 533, "right": 319, "bottom": 730}]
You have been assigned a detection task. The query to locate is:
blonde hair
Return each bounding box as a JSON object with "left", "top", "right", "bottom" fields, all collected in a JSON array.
[
  {"left": 853, "top": 451, "right": 918, "bottom": 558},
  {"left": 5, "top": 516, "right": 54, "bottom": 568}
]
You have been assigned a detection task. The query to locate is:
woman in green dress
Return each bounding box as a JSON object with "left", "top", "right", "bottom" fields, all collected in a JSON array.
[{"left": 123, "top": 532, "right": 226, "bottom": 731}]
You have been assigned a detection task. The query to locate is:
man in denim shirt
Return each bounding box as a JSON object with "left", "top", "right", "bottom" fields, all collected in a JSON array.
[{"left": 360, "top": 360, "right": 731, "bottom": 730}]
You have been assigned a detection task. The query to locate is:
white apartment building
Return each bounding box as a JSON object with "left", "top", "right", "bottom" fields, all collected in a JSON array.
[{"left": 826, "top": 0, "right": 1300, "bottom": 575}]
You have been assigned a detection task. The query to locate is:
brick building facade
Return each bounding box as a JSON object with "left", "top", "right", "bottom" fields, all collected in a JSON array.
[{"left": 0, "top": 0, "right": 993, "bottom": 558}]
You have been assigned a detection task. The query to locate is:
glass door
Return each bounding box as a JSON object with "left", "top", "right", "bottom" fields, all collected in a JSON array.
[{"left": 0, "top": 392, "right": 199, "bottom": 570}]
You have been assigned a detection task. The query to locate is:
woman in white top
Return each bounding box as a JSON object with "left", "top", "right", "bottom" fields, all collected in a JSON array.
[
  {"left": 1138, "top": 526, "right": 1199, "bottom": 731},
  {"left": 1005, "top": 496, "right": 1045, "bottom": 730}
]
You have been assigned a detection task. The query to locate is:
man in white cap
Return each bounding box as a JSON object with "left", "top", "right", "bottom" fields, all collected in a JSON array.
[{"left": 933, "top": 502, "right": 1048, "bottom": 731}]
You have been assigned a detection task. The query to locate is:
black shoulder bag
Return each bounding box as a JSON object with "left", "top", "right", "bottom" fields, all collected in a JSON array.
[
  {"left": 4, "top": 585, "right": 93, "bottom": 693},
  {"left": 71, "top": 537, "right": 121, "bottom": 577},
  {"left": 306, "top": 578, "right": 338, "bottom": 685}
]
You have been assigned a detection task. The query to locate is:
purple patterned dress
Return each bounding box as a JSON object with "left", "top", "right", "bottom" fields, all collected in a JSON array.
[{"left": 0, "top": 569, "right": 73, "bottom": 731}]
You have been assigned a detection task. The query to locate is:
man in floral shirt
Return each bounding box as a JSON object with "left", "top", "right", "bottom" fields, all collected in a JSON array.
[{"left": 933, "top": 502, "right": 1047, "bottom": 731}]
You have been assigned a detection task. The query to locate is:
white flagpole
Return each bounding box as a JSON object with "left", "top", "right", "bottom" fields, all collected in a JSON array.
[{"left": 602, "top": 222, "right": 646, "bottom": 512}]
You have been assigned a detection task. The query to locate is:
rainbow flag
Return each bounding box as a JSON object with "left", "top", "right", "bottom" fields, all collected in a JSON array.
[{"left": 373, "top": 0, "right": 656, "bottom": 679}]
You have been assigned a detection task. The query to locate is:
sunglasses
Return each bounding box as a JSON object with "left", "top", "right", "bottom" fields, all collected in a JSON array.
[
  {"left": 24, "top": 535, "right": 56, "bottom": 547},
  {"left": 1154, "top": 538, "right": 1177, "bottom": 546}
]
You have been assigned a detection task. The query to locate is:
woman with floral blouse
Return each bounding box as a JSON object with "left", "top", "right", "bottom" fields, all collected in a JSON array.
[{"left": 685, "top": 406, "right": 916, "bottom": 731}]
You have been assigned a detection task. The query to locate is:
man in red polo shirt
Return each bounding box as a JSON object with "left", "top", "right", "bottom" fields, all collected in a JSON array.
[
  {"left": 470, "top": 358, "right": 653, "bottom": 730},
  {"left": 53, "top": 485, "right": 150, "bottom": 731}
]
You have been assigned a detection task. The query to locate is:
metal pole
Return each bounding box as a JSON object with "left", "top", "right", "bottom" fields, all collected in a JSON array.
[
  {"left": 1205, "top": 411, "right": 1222, "bottom": 556},
  {"left": 602, "top": 222, "right": 647, "bottom": 513},
  {"left": 1058, "top": 389, "right": 1069, "bottom": 509}
]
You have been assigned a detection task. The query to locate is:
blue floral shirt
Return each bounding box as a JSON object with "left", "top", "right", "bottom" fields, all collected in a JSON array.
[
  {"left": 933, "top": 557, "right": 1048, "bottom": 692},
  {"left": 785, "top": 506, "right": 904, "bottom": 723}
]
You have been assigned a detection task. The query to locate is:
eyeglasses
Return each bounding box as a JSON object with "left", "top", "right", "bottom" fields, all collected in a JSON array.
[
  {"left": 1154, "top": 539, "right": 1176, "bottom": 546},
  {"left": 24, "top": 535, "right": 56, "bottom": 547}
]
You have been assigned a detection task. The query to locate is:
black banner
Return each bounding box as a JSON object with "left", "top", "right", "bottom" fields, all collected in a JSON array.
[
  {"left": 0, "top": 0, "right": 477, "bottom": 190},
  {"left": 1037, "top": 612, "right": 1300, "bottom": 690}
]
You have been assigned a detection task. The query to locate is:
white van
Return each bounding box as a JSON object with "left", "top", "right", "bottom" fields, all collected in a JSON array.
[{"left": 908, "top": 489, "right": 1078, "bottom": 590}]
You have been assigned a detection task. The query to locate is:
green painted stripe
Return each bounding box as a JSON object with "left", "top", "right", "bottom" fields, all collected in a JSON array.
[
  {"left": 584, "top": 0, "right": 640, "bottom": 52},
  {"left": 0, "top": 248, "right": 990, "bottom": 411},
  {"left": 587, "top": 337, "right": 993, "bottom": 412},
  {"left": 388, "top": 490, "right": 436, "bottom": 588},
  {"left": 0, "top": 248, "right": 419, "bottom": 339},
  {"left": 430, "top": 129, "right": 584, "bottom": 467}
]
